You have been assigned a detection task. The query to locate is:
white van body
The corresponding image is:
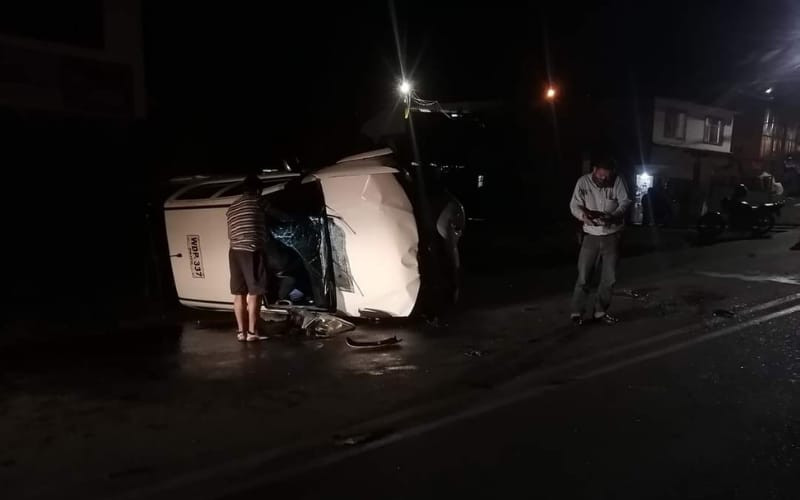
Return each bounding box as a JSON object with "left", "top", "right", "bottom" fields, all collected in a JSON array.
[{"left": 164, "top": 149, "right": 423, "bottom": 318}]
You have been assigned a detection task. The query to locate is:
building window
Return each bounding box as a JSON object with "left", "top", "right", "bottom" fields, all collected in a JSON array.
[
  {"left": 785, "top": 125, "right": 797, "bottom": 154},
  {"left": 773, "top": 123, "right": 785, "bottom": 155},
  {"left": 703, "top": 117, "right": 724, "bottom": 145},
  {"left": 663, "top": 109, "right": 686, "bottom": 140},
  {"left": 761, "top": 110, "right": 775, "bottom": 158}
]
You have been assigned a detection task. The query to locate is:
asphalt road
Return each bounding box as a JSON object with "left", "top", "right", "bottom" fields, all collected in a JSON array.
[
  {"left": 239, "top": 305, "right": 800, "bottom": 500},
  {"left": 2, "top": 228, "right": 798, "bottom": 500}
]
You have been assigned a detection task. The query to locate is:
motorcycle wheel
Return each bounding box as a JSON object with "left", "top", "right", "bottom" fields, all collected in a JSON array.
[{"left": 752, "top": 214, "right": 775, "bottom": 237}]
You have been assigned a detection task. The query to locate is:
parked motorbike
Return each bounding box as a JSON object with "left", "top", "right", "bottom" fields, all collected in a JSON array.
[{"left": 697, "top": 197, "right": 784, "bottom": 240}]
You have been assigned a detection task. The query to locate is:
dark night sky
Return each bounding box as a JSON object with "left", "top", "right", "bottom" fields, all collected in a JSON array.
[{"left": 142, "top": 0, "right": 799, "bottom": 168}]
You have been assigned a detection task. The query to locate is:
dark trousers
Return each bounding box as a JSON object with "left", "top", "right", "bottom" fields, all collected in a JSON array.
[{"left": 571, "top": 233, "right": 621, "bottom": 316}]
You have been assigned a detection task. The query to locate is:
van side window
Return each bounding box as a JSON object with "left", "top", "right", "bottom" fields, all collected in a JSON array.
[{"left": 175, "top": 183, "right": 232, "bottom": 200}]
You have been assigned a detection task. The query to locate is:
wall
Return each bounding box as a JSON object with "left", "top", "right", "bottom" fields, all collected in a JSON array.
[
  {"left": 649, "top": 145, "right": 736, "bottom": 182},
  {"left": 652, "top": 97, "right": 733, "bottom": 154}
]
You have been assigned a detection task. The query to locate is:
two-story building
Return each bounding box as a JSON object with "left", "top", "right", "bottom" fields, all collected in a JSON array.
[
  {"left": 728, "top": 90, "right": 800, "bottom": 196},
  {"left": 633, "top": 97, "right": 736, "bottom": 223},
  {"left": 638, "top": 93, "right": 799, "bottom": 224}
]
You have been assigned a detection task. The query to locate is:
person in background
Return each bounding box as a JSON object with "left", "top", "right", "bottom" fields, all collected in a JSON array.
[
  {"left": 227, "top": 173, "right": 269, "bottom": 342},
  {"left": 569, "top": 157, "right": 632, "bottom": 325},
  {"left": 642, "top": 187, "right": 654, "bottom": 226}
]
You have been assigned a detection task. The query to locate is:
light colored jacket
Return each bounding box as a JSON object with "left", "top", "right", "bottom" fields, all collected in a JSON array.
[{"left": 569, "top": 174, "right": 632, "bottom": 236}]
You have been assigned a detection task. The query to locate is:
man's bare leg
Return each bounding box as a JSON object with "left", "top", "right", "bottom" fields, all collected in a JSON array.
[
  {"left": 247, "top": 294, "right": 261, "bottom": 335},
  {"left": 233, "top": 294, "right": 248, "bottom": 333}
]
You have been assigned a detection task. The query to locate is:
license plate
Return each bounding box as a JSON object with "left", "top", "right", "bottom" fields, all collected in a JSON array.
[{"left": 186, "top": 235, "right": 205, "bottom": 278}]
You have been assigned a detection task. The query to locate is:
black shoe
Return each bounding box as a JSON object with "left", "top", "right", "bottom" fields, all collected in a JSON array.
[{"left": 595, "top": 313, "right": 619, "bottom": 325}]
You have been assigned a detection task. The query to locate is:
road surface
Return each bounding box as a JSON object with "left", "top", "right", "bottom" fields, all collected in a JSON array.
[{"left": 1, "top": 227, "right": 798, "bottom": 499}]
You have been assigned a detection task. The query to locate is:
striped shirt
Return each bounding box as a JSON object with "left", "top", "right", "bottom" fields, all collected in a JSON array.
[{"left": 226, "top": 193, "right": 267, "bottom": 251}]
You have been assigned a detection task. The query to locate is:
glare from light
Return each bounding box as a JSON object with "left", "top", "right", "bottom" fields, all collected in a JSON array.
[
  {"left": 546, "top": 86, "right": 557, "bottom": 100},
  {"left": 399, "top": 81, "right": 411, "bottom": 95},
  {"left": 765, "top": 87, "right": 773, "bottom": 94}
]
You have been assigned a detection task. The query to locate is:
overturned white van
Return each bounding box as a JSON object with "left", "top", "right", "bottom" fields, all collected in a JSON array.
[{"left": 164, "top": 149, "right": 464, "bottom": 318}]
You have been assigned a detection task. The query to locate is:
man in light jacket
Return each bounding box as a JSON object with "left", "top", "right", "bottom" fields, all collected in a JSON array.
[{"left": 569, "top": 157, "right": 632, "bottom": 325}]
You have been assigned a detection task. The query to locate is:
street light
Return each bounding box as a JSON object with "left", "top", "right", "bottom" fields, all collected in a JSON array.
[
  {"left": 399, "top": 80, "right": 412, "bottom": 96},
  {"left": 545, "top": 86, "right": 557, "bottom": 100}
]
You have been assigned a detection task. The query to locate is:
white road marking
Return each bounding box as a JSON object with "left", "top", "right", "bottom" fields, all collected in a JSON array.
[
  {"left": 109, "top": 295, "right": 800, "bottom": 500},
  {"left": 211, "top": 304, "right": 800, "bottom": 499},
  {"left": 697, "top": 271, "right": 800, "bottom": 285},
  {"left": 509, "top": 292, "right": 800, "bottom": 384},
  {"left": 578, "top": 304, "right": 800, "bottom": 380}
]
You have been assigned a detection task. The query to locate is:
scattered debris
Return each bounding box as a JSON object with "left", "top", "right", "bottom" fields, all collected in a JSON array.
[
  {"left": 359, "top": 308, "right": 394, "bottom": 320},
  {"left": 424, "top": 316, "right": 448, "bottom": 328},
  {"left": 712, "top": 309, "right": 736, "bottom": 318},
  {"left": 346, "top": 336, "right": 402, "bottom": 348},
  {"left": 261, "top": 309, "right": 290, "bottom": 323},
  {"left": 616, "top": 289, "right": 649, "bottom": 300},
  {"left": 464, "top": 349, "right": 486, "bottom": 358},
  {"left": 290, "top": 310, "right": 355, "bottom": 338}
]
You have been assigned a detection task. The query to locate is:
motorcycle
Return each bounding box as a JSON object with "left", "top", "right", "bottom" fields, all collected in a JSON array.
[{"left": 697, "top": 197, "right": 784, "bottom": 240}]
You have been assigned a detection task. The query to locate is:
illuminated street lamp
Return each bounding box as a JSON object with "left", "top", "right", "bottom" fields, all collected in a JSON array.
[
  {"left": 545, "top": 86, "right": 557, "bottom": 100},
  {"left": 399, "top": 80, "right": 413, "bottom": 119}
]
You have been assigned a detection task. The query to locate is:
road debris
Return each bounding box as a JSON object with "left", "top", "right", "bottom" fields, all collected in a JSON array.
[
  {"left": 290, "top": 310, "right": 355, "bottom": 338},
  {"left": 616, "top": 289, "right": 649, "bottom": 300},
  {"left": 346, "top": 336, "right": 402, "bottom": 348},
  {"left": 464, "top": 349, "right": 486, "bottom": 358},
  {"left": 424, "top": 316, "right": 448, "bottom": 328}
]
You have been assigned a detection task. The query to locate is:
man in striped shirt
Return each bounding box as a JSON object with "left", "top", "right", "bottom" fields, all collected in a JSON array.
[{"left": 227, "top": 173, "right": 268, "bottom": 342}]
